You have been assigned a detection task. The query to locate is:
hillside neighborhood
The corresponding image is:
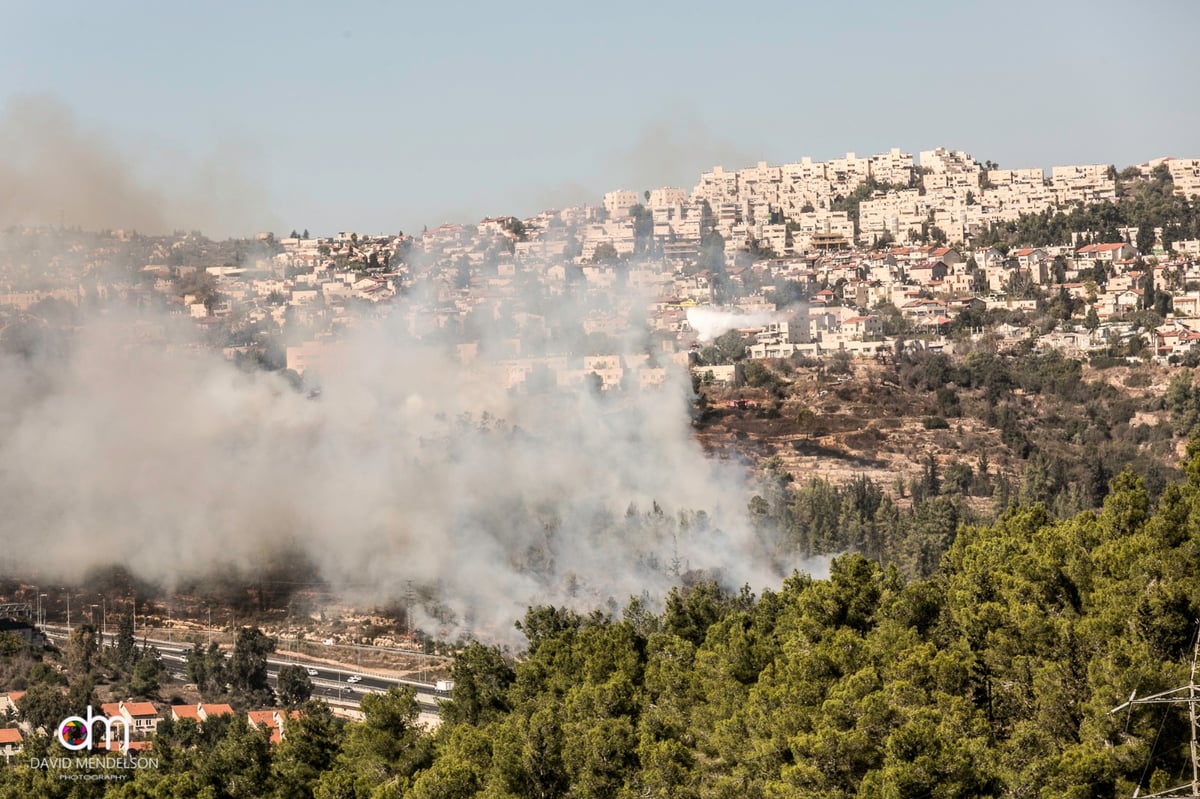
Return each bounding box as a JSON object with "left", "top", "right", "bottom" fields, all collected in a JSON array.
[{"left": 3, "top": 148, "right": 1200, "bottom": 392}]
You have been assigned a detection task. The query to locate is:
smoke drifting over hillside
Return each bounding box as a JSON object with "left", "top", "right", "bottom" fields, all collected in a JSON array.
[
  {"left": 0, "top": 95, "right": 273, "bottom": 238},
  {"left": 0, "top": 299, "right": 807, "bottom": 642}
]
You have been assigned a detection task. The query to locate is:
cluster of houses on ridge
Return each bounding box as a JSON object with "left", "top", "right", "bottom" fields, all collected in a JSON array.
[{"left": 1, "top": 147, "right": 1199, "bottom": 394}]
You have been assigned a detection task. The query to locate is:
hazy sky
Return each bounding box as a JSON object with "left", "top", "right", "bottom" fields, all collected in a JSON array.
[{"left": 2, "top": 0, "right": 1197, "bottom": 238}]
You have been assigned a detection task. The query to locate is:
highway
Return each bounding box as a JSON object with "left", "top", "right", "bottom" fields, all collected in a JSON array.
[{"left": 39, "top": 626, "right": 445, "bottom": 715}]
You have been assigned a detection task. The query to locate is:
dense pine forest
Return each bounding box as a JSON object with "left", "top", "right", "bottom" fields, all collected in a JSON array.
[{"left": 6, "top": 441, "right": 1200, "bottom": 797}]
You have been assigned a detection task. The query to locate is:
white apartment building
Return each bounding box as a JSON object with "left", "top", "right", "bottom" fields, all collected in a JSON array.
[
  {"left": 859, "top": 189, "right": 930, "bottom": 243},
  {"left": 1143, "top": 157, "right": 1200, "bottom": 198},
  {"left": 789, "top": 211, "right": 855, "bottom": 251},
  {"left": 825, "top": 152, "right": 872, "bottom": 189},
  {"left": 987, "top": 167, "right": 1045, "bottom": 186},
  {"left": 693, "top": 166, "right": 740, "bottom": 207},
  {"left": 919, "top": 148, "right": 983, "bottom": 190},
  {"left": 1050, "top": 165, "right": 1116, "bottom": 205},
  {"left": 738, "top": 161, "right": 783, "bottom": 199},
  {"left": 647, "top": 187, "right": 688, "bottom": 208},
  {"left": 869, "top": 148, "right": 915, "bottom": 186},
  {"left": 603, "top": 190, "right": 641, "bottom": 218}
]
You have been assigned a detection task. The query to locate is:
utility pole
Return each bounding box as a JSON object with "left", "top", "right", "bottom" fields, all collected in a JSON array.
[
  {"left": 405, "top": 580, "right": 417, "bottom": 637},
  {"left": 1111, "top": 625, "right": 1200, "bottom": 798}
]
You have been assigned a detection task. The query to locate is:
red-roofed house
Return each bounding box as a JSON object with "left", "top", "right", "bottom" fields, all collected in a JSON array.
[
  {"left": 929, "top": 247, "right": 963, "bottom": 267},
  {"left": 171, "top": 702, "right": 233, "bottom": 724},
  {"left": 839, "top": 315, "right": 884, "bottom": 339},
  {"left": 0, "top": 728, "right": 22, "bottom": 764},
  {"left": 947, "top": 296, "right": 985, "bottom": 312},
  {"left": 200, "top": 703, "right": 234, "bottom": 720},
  {"left": 118, "top": 701, "right": 160, "bottom": 736},
  {"left": 1013, "top": 248, "right": 1048, "bottom": 268},
  {"left": 900, "top": 298, "right": 947, "bottom": 319},
  {"left": 1155, "top": 323, "right": 1200, "bottom": 358},
  {"left": 1172, "top": 293, "right": 1200, "bottom": 317},
  {"left": 0, "top": 692, "right": 24, "bottom": 716},
  {"left": 246, "top": 710, "right": 299, "bottom": 745},
  {"left": 908, "top": 261, "right": 949, "bottom": 284},
  {"left": 1077, "top": 243, "right": 1136, "bottom": 263},
  {"left": 1112, "top": 288, "right": 1144, "bottom": 314}
]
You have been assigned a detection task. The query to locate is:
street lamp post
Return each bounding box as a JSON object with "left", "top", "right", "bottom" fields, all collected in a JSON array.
[{"left": 39, "top": 594, "right": 47, "bottom": 626}]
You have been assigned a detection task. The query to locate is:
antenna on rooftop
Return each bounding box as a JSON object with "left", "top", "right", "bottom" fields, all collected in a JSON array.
[{"left": 1111, "top": 622, "right": 1200, "bottom": 798}]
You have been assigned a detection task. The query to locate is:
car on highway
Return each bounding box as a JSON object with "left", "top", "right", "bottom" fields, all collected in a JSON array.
[
  {"left": 346, "top": 675, "right": 362, "bottom": 684},
  {"left": 306, "top": 668, "right": 319, "bottom": 676}
]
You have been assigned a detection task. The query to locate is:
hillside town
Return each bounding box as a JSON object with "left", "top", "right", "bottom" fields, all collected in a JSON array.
[{"left": 3, "top": 148, "right": 1200, "bottom": 389}]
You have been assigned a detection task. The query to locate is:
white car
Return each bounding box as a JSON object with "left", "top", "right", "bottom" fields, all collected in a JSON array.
[
  {"left": 306, "top": 668, "right": 319, "bottom": 676},
  {"left": 346, "top": 675, "right": 362, "bottom": 684}
]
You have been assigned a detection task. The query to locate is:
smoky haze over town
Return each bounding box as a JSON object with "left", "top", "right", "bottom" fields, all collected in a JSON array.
[
  {"left": 0, "top": 279, "right": 798, "bottom": 642},
  {"left": 4, "top": 133, "right": 1200, "bottom": 644},
  {"left": 6, "top": 5, "right": 1200, "bottom": 796}
]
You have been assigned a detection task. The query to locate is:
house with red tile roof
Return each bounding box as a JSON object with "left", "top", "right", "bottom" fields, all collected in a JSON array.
[
  {"left": 0, "top": 728, "right": 22, "bottom": 764},
  {"left": 199, "top": 703, "right": 234, "bottom": 720},
  {"left": 170, "top": 704, "right": 202, "bottom": 722},
  {"left": 1076, "top": 242, "right": 1136, "bottom": 263},
  {"left": 1012, "top": 248, "right": 1048, "bottom": 267},
  {"left": 171, "top": 702, "right": 235, "bottom": 724},
  {"left": 0, "top": 692, "right": 24, "bottom": 716},
  {"left": 101, "top": 701, "right": 161, "bottom": 737},
  {"left": 246, "top": 709, "right": 299, "bottom": 745}
]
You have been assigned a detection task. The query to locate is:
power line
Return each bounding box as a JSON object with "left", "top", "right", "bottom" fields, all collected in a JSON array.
[{"left": 1111, "top": 624, "right": 1200, "bottom": 798}]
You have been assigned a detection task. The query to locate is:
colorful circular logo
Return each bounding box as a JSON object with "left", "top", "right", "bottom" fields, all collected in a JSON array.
[{"left": 59, "top": 720, "right": 87, "bottom": 748}]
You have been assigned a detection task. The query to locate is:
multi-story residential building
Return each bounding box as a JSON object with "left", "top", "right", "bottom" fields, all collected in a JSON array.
[
  {"left": 693, "top": 166, "right": 740, "bottom": 208},
  {"left": 647, "top": 187, "right": 688, "bottom": 208},
  {"left": 602, "top": 190, "right": 641, "bottom": 218},
  {"left": 868, "top": 148, "right": 915, "bottom": 186},
  {"left": 919, "top": 148, "right": 983, "bottom": 191},
  {"left": 986, "top": 167, "right": 1045, "bottom": 187},
  {"left": 825, "top": 152, "right": 872, "bottom": 190},
  {"left": 1142, "top": 157, "right": 1200, "bottom": 198},
  {"left": 789, "top": 212, "right": 854, "bottom": 252},
  {"left": 1050, "top": 165, "right": 1116, "bottom": 205},
  {"left": 738, "top": 161, "right": 783, "bottom": 199},
  {"left": 859, "top": 189, "right": 930, "bottom": 244}
]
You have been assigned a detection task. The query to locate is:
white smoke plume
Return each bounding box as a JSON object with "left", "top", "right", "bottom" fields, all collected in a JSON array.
[
  {"left": 0, "top": 289, "right": 811, "bottom": 643},
  {"left": 686, "top": 307, "right": 781, "bottom": 343}
]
